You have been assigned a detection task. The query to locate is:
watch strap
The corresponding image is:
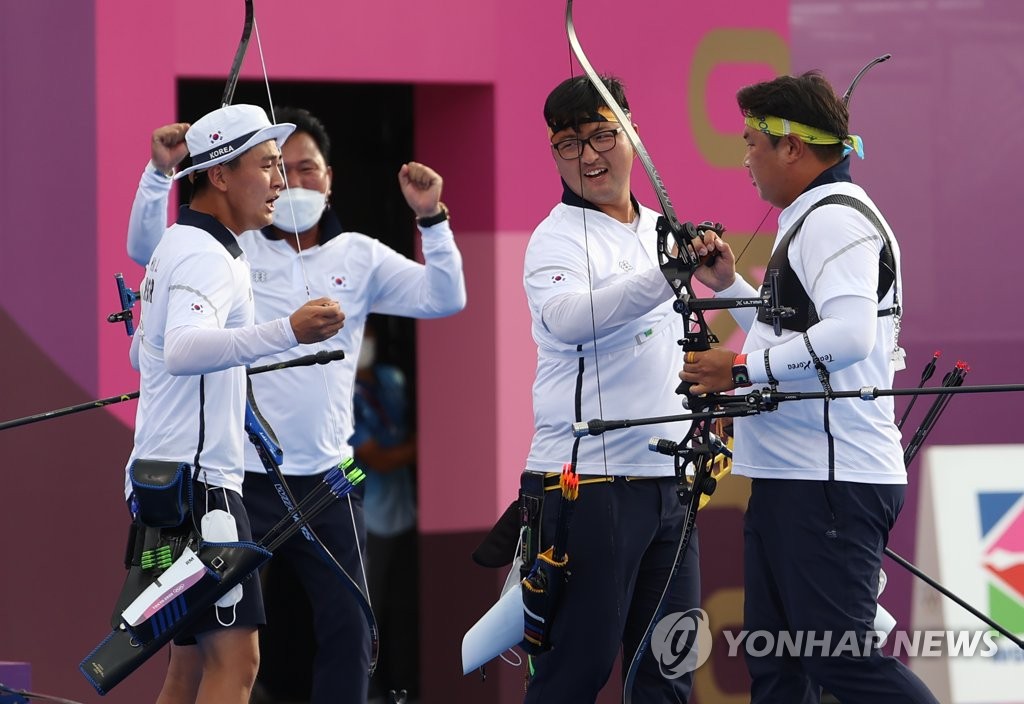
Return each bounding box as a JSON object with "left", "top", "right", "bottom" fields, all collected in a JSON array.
[
  {"left": 732, "top": 353, "right": 752, "bottom": 388},
  {"left": 416, "top": 201, "right": 449, "bottom": 228}
]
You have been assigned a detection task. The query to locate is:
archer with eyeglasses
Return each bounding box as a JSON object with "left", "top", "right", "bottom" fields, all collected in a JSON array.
[
  {"left": 551, "top": 126, "right": 623, "bottom": 160},
  {"left": 514, "top": 74, "right": 722, "bottom": 703}
]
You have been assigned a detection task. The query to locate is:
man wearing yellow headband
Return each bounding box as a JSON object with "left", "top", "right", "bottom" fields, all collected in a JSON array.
[
  {"left": 681, "top": 72, "right": 937, "bottom": 702},
  {"left": 518, "top": 74, "right": 701, "bottom": 702}
]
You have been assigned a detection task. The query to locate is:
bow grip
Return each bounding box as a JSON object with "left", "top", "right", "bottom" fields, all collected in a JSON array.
[
  {"left": 690, "top": 220, "right": 725, "bottom": 267},
  {"left": 658, "top": 218, "right": 726, "bottom": 270},
  {"left": 675, "top": 322, "right": 714, "bottom": 399}
]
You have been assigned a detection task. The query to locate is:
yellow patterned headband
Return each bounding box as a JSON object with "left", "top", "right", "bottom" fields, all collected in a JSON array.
[{"left": 745, "top": 114, "right": 864, "bottom": 159}]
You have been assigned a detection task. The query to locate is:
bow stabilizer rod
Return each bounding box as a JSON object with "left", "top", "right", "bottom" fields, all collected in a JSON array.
[
  {"left": 0, "top": 350, "right": 345, "bottom": 432},
  {"left": 573, "top": 381, "right": 1024, "bottom": 437}
]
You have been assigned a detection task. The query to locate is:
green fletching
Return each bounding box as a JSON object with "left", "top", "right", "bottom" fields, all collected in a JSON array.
[{"left": 155, "top": 545, "right": 174, "bottom": 569}]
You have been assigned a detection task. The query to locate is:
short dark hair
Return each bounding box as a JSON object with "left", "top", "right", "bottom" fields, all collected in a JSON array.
[
  {"left": 736, "top": 71, "right": 849, "bottom": 161},
  {"left": 188, "top": 156, "right": 241, "bottom": 198},
  {"left": 274, "top": 106, "right": 331, "bottom": 162},
  {"left": 543, "top": 74, "right": 630, "bottom": 135}
]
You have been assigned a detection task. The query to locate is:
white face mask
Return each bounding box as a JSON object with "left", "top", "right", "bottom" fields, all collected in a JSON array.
[
  {"left": 272, "top": 187, "right": 327, "bottom": 234},
  {"left": 357, "top": 338, "right": 376, "bottom": 370}
]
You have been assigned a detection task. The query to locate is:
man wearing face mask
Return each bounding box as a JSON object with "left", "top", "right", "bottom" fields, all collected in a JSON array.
[{"left": 126, "top": 107, "right": 467, "bottom": 704}]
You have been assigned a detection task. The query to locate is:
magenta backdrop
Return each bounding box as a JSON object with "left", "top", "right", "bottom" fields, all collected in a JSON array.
[{"left": 1, "top": 0, "right": 1021, "bottom": 701}]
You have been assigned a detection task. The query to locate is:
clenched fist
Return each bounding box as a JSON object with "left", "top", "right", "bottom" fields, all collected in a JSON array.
[{"left": 289, "top": 297, "right": 345, "bottom": 343}]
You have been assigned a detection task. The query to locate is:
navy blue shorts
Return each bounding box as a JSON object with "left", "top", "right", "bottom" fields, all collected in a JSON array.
[{"left": 172, "top": 481, "right": 265, "bottom": 645}]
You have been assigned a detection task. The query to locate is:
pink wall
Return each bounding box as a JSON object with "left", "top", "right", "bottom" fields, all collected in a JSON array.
[
  {"left": 3, "top": 0, "right": 1022, "bottom": 701},
  {"left": 0, "top": 0, "right": 98, "bottom": 387}
]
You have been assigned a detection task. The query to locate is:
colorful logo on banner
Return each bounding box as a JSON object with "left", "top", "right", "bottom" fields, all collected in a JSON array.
[{"left": 979, "top": 492, "right": 1024, "bottom": 636}]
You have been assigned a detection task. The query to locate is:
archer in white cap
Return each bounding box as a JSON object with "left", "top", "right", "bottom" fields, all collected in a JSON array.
[
  {"left": 127, "top": 103, "right": 466, "bottom": 704},
  {"left": 123, "top": 104, "right": 347, "bottom": 704},
  {"left": 178, "top": 103, "right": 296, "bottom": 234}
]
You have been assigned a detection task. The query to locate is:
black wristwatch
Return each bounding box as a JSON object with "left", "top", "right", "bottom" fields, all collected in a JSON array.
[
  {"left": 731, "top": 353, "right": 752, "bottom": 388},
  {"left": 416, "top": 202, "right": 449, "bottom": 227}
]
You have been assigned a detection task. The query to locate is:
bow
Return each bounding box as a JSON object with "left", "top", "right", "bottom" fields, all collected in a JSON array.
[
  {"left": 216, "top": 0, "right": 380, "bottom": 674},
  {"left": 221, "top": 0, "right": 253, "bottom": 108},
  {"left": 564, "top": 2, "right": 747, "bottom": 699},
  {"left": 58, "top": 352, "right": 359, "bottom": 694},
  {"left": 80, "top": 450, "right": 367, "bottom": 695},
  {"left": 244, "top": 387, "right": 380, "bottom": 671}
]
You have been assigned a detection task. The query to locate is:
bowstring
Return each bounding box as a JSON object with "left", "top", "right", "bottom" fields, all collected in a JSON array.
[
  {"left": 252, "top": 16, "right": 373, "bottom": 609},
  {"left": 732, "top": 205, "right": 774, "bottom": 266},
  {"left": 563, "top": 13, "right": 622, "bottom": 672},
  {"left": 566, "top": 51, "right": 611, "bottom": 480}
]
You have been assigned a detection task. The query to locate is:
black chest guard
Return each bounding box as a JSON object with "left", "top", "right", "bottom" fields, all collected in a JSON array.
[{"left": 757, "top": 193, "right": 899, "bottom": 334}]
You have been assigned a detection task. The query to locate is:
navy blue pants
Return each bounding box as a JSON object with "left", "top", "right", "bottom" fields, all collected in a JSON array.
[
  {"left": 244, "top": 471, "right": 370, "bottom": 704},
  {"left": 743, "top": 478, "right": 938, "bottom": 703},
  {"left": 524, "top": 475, "right": 700, "bottom": 704}
]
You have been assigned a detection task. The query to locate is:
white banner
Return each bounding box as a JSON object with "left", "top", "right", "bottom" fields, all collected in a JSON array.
[{"left": 911, "top": 444, "right": 1024, "bottom": 703}]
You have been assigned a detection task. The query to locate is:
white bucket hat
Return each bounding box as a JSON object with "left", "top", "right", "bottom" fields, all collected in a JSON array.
[{"left": 174, "top": 104, "right": 296, "bottom": 180}]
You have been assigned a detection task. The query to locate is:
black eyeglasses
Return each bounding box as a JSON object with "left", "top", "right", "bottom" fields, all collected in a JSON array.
[{"left": 551, "top": 128, "right": 623, "bottom": 160}]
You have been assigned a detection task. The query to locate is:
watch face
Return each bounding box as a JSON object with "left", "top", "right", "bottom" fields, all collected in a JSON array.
[{"left": 733, "top": 365, "right": 750, "bottom": 386}]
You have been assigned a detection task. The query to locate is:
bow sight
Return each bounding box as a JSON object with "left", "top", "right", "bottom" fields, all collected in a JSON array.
[{"left": 106, "top": 273, "right": 140, "bottom": 336}]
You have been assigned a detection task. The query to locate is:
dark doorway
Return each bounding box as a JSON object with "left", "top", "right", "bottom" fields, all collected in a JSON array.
[{"left": 177, "top": 79, "right": 420, "bottom": 703}]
